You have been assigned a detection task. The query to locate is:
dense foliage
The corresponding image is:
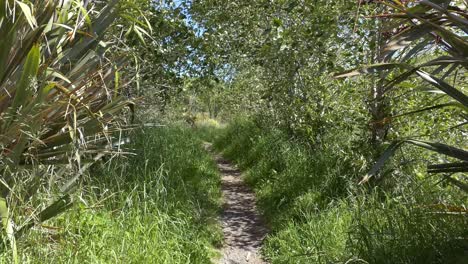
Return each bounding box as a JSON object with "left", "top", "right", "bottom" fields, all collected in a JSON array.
[
  {"left": 0, "top": 1, "right": 139, "bottom": 259},
  {"left": 186, "top": 0, "right": 467, "bottom": 189},
  {"left": 214, "top": 117, "right": 467, "bottom": 263},
  {"left": 2, "top": 125, "right": 221, "bottom": 263},
  {"left": 195, "top": 0, "right": 467, "bottom": 263},
  {"left": 0, "top": 0, "right": 466, "bottom": 262}
]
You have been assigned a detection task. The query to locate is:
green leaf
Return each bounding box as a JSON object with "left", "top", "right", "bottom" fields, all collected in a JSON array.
[
  {"left": 46, "top": 68, "right": 72, "bottom": 84},
  {"left": 10, "top": 44, "right": 40, "bottom": 112},
  {"left": 428, "top": 162, "right": 468, "bottom": 174},
  {"left": 0, "top": 197, "right": 17, "bottom": 264},
  {"left": 406, "top": 140, "right": 468, "bottom": 161},
  {"left": 334, "top": 63, "right": 411, "bottom": 78},
  {"left": 77, "top": 3, "right": 92, "bottom": 28},
  {"left": 17, "top": 194, "right": 73, "bottom": 238},
  {"left": 384, "top": 24, "right": 432, "bottom": 53},
  {"left": 443, "top": 175, "right": 468, "bottom": 193},
  {"left": 15, "top": 1, "right": 37, "bottom": 29},
  {"left": 359, "top": 142, "right": 403, "bottom": 184},
  {"left": 133, "top": 25, "right": 147, "bottom": 45},
  {"left": 361, "top": 140, "right": 468, "bottom": 185},
  {"left": 391, "top": 102, "right": 467, "bottom": 119},
  {"left": 114, "top": 69, "right": 120, "bottom": 99},
  {"left": 415, "top": 70, "right": 468, "bottom": 108}
]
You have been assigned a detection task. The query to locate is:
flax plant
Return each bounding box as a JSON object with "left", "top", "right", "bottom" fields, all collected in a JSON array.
[
  {"left": 337, "top": 0, "right": 468, "bottom": 185},
  {"left": 0, "top": 0, "right": 142, "bottom": 257}
]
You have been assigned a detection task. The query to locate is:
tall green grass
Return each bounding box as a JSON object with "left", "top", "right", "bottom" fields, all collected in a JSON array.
[
  {"left": 3, "top": 125, "right": 222, "bottom": 263},
  {"left": 214, "top": 117, "right": 468, "bottom": 264}
]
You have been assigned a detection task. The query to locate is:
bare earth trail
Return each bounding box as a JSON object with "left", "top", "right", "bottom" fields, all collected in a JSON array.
[{"left": 204, "top": 143, "right": 268, "bottom": 264}]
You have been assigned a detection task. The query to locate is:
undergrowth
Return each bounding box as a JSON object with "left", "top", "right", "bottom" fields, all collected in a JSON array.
[
  {"left": 214, "top": 117, "right": 468, "bottom": 264},
  {"left": 5, "top": 125, "right": 222, "bottom": 263}
]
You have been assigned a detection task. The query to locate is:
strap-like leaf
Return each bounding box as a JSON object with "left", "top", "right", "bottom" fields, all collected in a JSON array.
[
  {"left": 443, "top": 175, "right": 468, "bottom": 193},
  {"left": 384, "top": 24, "right": 432, "bottom": 53},
  {"left": 415, "top": 70, "right": 468, "bottom": 108},
  {"left": 359, "top": 141, "right": 403, "bottom": 184},
  {"left": 10, "top": 45, "right": 40, "bottom": 112},
  {"left": 362, "top": 140, "right": 468, "bottom": 184},
  {"left": 428, "top": 162, "right": 468, "bottom": 173},
  {"left": 406, "top": 140, "right": 468, "bottom": 161},
  {"left": 391, "top": 102, "right": 466, "bottom": 120},
  {"left": 0, "top": 197, "right": 17, "bottom": 264},
  {"left": 334, "top": 63, "right": 411, "bottom": 78},
  {"left": 15, "top": 1, "right": 37, "bottom": 29},
  {"left": 400, "top": 38, "right": 430, "bottom": 62},
  {"left": 420, "top": 0, "right": 468, "bottom": 33},
  {"left": 16, "top": 194, "right": 73, "bottom": 238}
]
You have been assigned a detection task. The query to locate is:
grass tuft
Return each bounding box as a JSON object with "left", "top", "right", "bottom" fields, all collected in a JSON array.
[
  {"left": 214, "top": 117, "right": 468, "bottom": 264},
  {"left": 4, "top": 125, "right": 222, "bottom": 263}
]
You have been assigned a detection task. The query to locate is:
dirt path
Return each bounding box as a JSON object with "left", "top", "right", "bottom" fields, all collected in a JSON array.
[{"left": 205, "top": 143, "right": 268, "bottom": 264}]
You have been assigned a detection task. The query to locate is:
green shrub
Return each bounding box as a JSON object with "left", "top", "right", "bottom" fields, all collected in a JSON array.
[
  {"left": 215, "top": 117, "right": 468, "bottom": 264},
  {"left": 6, "top": 125, "right": 222, "bottom": 263},
  {"left": 263, "top": 201, "right": 352, "bottom": 264},
  {"left": 349, "top": 195, "right": 468, "bottom": 264}
]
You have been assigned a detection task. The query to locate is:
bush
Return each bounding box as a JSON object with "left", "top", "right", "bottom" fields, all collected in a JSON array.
[
  {"left": 215, "top": 117, "right": 468, "bottom": 264},
  {"left": 6, "top": 125, "right": 222, "bottom": 263}
]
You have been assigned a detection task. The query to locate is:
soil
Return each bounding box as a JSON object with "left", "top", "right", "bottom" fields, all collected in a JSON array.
[{"left": 205, "top": 143, "right": 268, "bottom": 264}]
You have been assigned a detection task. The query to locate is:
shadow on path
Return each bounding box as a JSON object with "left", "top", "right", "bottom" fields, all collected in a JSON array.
[{"left": 204, "top": 143, "right": 268, "bottom": 264}]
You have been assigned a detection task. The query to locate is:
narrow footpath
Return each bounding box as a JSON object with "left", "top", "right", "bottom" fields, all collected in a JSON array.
[{"left": 204, "top": 143, "right": 268, "bottom": 264}]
